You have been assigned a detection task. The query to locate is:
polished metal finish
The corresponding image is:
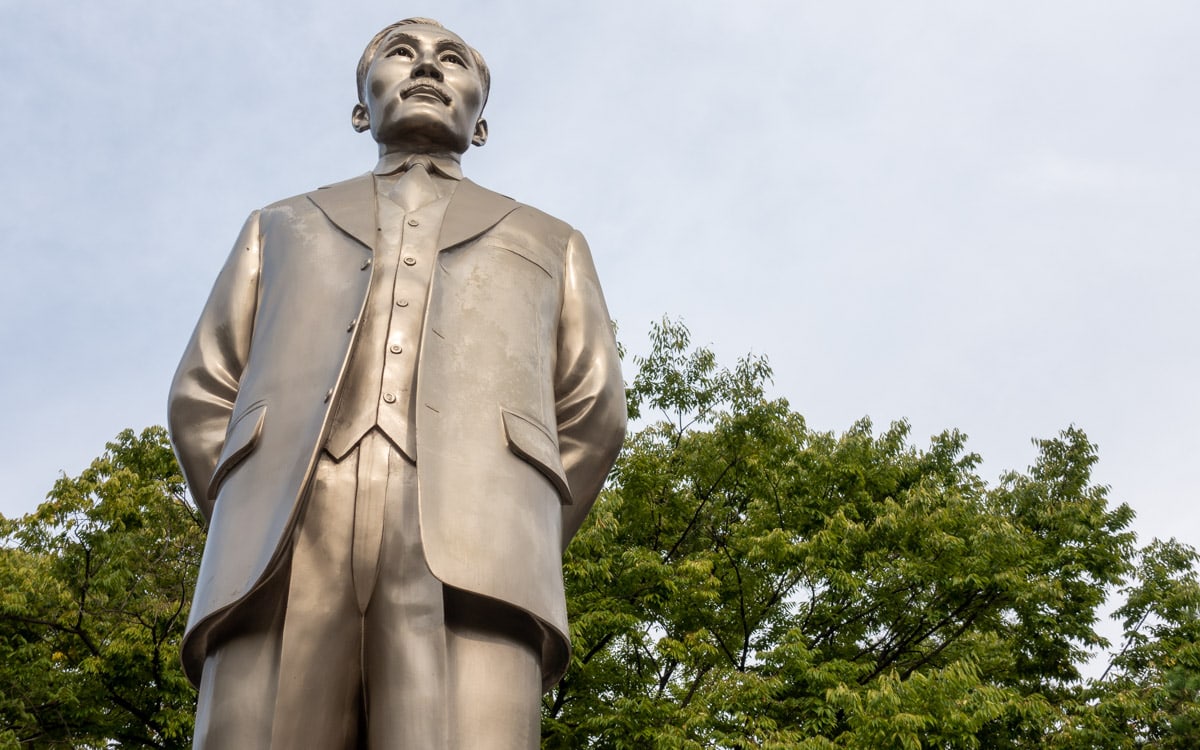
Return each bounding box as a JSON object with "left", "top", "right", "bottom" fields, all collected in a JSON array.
[{"left": 168, "top": 17, "right": 625, "bottom": 748}]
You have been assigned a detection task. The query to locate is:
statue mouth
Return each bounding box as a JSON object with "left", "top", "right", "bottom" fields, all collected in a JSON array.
[{"left": 401, "top": 82, "right": 451, "bottom": 104}]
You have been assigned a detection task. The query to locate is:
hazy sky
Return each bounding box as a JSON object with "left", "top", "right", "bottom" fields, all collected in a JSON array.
[{"left": 2, "top": 0, "right": 1196, "bottom": 592}]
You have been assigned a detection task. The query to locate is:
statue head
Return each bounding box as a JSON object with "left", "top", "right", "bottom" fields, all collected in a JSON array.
[{"left": 351, "top": 18, "right": 491, "bottom": 155}]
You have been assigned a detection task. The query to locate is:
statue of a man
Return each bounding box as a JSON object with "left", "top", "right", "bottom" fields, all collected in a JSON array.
[{"left": 168, "top": 17, "right": 626, "bottom": 748}]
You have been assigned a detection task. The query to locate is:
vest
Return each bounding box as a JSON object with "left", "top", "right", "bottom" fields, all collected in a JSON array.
[{"left": 324, "top": 176, "right": 454, "bottom": 461}]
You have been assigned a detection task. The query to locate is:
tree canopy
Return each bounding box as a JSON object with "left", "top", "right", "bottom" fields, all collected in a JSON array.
[
  {"left": 545, "top": 319, "right": 1200, "bottom": 749},
  {"left": 1, "top": 321, "right": 1196, "bottom": 748},
  {"left": 0, "top": 427, "right": 201, "bottom": 749}
]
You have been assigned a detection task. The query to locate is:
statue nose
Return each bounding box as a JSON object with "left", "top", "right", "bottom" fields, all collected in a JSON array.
[{"left": 412, "top": 56, "right": 444, "bottom": 81}]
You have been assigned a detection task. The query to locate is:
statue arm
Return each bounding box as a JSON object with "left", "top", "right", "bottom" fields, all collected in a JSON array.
[
  {"left": 167, "top": 211, "right": 263, "bottom": 521},
  {"left": 554, "top": 229, "right": 627, "bottom": 547}
]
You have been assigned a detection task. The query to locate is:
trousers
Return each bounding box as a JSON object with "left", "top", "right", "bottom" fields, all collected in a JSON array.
[{"left": 191, "top": 430, "right": 544, "bottom": 748}]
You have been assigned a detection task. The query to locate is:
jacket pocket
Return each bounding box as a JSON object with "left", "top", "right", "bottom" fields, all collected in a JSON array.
[
  {"left": 501, "top": 408, "right": 572, "bottom": 505},
  {"left": 208, "top": 400, "right": 267, "bottom": 505},
  {"left": 485, "top": 240, "right": 555, "bottom": 279}
]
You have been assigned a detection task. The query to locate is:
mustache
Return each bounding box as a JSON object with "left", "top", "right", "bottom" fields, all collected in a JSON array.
[{"left": 400, "top": 81, "right": 451, "bottom": 104}]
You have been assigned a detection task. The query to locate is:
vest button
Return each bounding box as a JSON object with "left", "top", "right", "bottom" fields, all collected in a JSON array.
[
  {"left": 383, "top": 393, "right": 397, "bottom": 404},
  {"left": 407, "top": 218, "right": 420, "bottom": 227},
  {"left": 396, "top": 299, "right": 409, "bottom": 307},
  {"left": 390, "top": 344, "right": 403, "bottom": 354},
  {"left": 403, "top": 257, "right": 417, "bottom": 266}
]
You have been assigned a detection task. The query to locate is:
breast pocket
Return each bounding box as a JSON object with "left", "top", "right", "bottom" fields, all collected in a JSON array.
[{"left": 484, "top": 240, "right": 556, "bottom": 279}]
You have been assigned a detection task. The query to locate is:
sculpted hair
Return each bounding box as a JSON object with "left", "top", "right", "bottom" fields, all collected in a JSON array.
[{"left": 356, "top": 17, "right": 491, "bottom": 110}]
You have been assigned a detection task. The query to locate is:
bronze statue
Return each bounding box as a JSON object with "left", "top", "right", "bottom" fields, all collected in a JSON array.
[{"left": 168, "top": 17, "right": 626, "bottom": 748}]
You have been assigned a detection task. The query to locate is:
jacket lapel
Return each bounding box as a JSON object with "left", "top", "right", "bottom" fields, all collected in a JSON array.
[
  {"left": 305, "top": 173, "right": 520, "bottom": 253},
  {"left": 438, "top": 178, "right": 521, "bottom": 251},
  {"left": 306, "top": 173, "right": 377, "bottom": 250}
]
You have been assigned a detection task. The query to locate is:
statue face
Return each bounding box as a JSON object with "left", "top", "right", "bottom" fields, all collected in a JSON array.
[{"left": 359, "top": 24, "right": 486, "bottom": 153}]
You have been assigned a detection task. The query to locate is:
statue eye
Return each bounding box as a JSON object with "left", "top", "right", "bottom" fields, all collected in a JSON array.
[
  {"left": 441, "top": 53, "right": 464, "bottom": 66},
  {"left": 388, "top": 47, "right": 414, "bottom": 58}
]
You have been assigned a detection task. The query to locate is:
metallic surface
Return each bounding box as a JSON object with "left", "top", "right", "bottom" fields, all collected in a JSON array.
[{"left": 168, "top": 17, "right": 625, "bottom": 748}]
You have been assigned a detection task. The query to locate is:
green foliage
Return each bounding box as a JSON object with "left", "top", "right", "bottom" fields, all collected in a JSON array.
[
  {"left": 0, "top": 324, "right": 1195, "bottom": 748},
  {"left": 545, "top": 318, "right": 1200, "bottom": 748},
  {"left": 1051, "top": 540, "right": 1200, "bottom": 749},
  {"left": 0, "top": 427, "right": 201, "bottom": 749}
]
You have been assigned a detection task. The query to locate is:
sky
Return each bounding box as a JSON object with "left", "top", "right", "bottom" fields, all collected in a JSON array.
[{"left": 1, "top": 0, "right": 1196, "bottom": 617}]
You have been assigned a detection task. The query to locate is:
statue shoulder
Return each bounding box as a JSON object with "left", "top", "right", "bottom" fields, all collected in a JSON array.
[
  {"left": 467, "top": 182, "right": 575, "bottom": 248},
  {"left": 260, "top": 173, "right": 375, "bottom": 213}
]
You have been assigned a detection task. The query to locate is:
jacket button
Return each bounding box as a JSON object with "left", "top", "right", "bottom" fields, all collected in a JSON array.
[{"left": 383, "top": 393, "right": 397, "bottom": 404}]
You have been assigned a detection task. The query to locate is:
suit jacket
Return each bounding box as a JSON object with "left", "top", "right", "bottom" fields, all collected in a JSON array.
[{"left": 167, "top": 173, "right": 626, "bottom": 690}]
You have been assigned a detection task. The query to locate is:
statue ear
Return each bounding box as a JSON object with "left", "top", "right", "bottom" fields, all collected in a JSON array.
[
  {"left": 351, "top": 103, "right": 370, "bottom": 133},
  {"left": 471, "top": 118, "right": 488, "bottom": 147}
]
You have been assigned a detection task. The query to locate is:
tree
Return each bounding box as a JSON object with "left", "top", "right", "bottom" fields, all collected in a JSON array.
[
  {"left": 0, "top": 427, "right": 201, "bottom": 749},
  {"left": 1052, "top": 539, "right": 1200, "bottom": 749},
  {"left": 1, "top": 323, "right": 1195, "bottom": 748},
  {"left": 544, "top": 318, "right": 1200, "bottom": 749}
]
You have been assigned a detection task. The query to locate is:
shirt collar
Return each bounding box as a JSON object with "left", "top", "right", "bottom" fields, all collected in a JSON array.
[{"left": 373, "top": 151, "right": 464, "bottom": 181}]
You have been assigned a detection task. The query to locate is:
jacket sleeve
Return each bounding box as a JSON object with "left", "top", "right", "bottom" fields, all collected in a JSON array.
[
  {"left": 167, "top": 211, "right": 262, "bottom": 521},
  {"left": 554, "top": 229, "right": 627, "bottom": 547}
]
